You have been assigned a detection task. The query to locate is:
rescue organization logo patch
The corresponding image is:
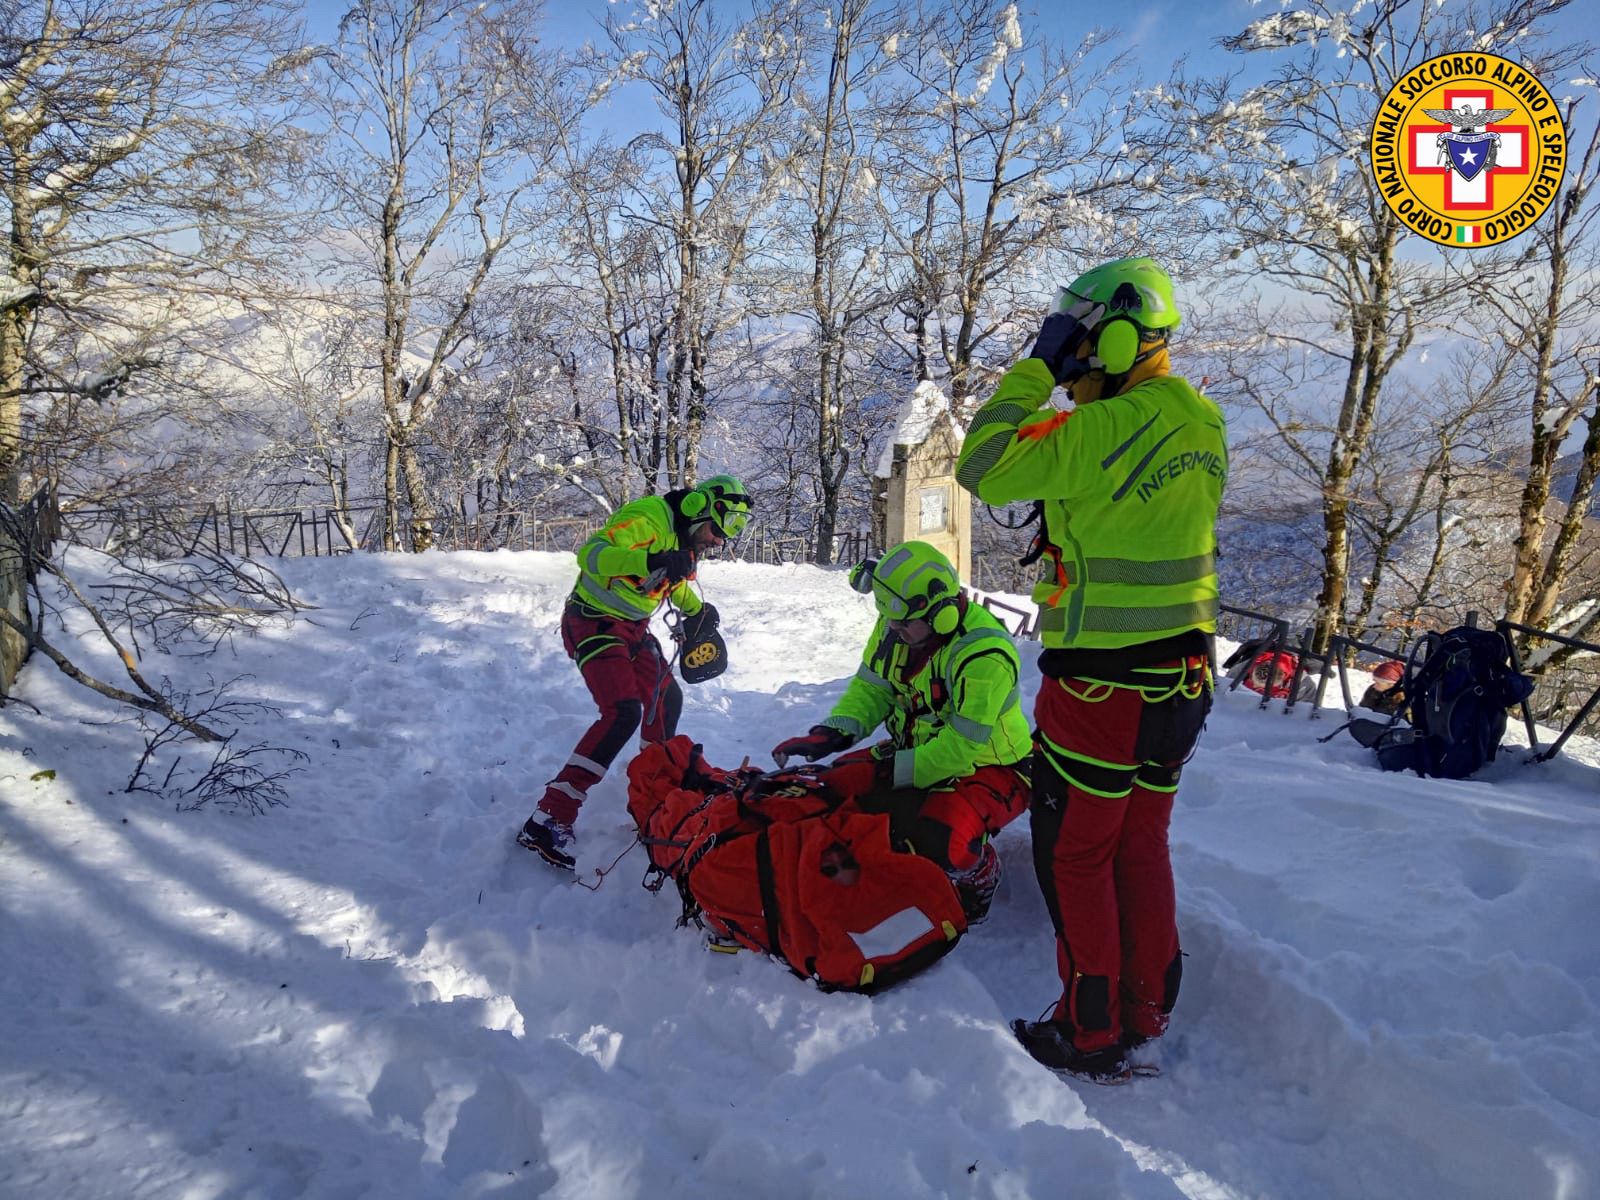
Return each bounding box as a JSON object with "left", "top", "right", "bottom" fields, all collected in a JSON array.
[{"left": 1368, "top": 53, "right": 1566, "bottom": 247}]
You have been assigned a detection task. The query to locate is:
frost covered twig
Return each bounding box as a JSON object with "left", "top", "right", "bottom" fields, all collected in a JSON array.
[
  {"left": 122, "top": 678, "right": 305, "bottom": 814},
  {"left": 0, "top": 500, "right": 303, "bottom": 746},
  {"left": 0, "top": 603, "right": 224, "bottom": 741},
  {"left": 90, "top": 550, "right": 307, "bottom": 655},
  {"left": 174, "top": 739, "right": 306, "bottom": 815}
]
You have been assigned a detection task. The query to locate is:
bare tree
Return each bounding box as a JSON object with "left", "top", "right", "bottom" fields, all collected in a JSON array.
[
  {"left": 1172, "top": 0, "right": 1582, "bottom": 648},
  {"left": 1488, "top": 104, "right": 1600, "bottom": 633},
  {"left": 778, "top": 0, "right": 900, "bottom": 562},
  {"left": 872, "top": 1, "right": 1149, "bottom": 406},
  {"left": 539, "top": 89, "right": 676, "bottom": 498},
  {"left": 309, "top": 0, "right": 556, "bottom": 551},
  {"left": 415, "top": 287, "right": 623, "bottom": 534},
  {"left": 232, "top": 302, "right": 381, "bottom": 547},
  {"left": 0, "top": 0, "right": 339, "bottom": 797},
  {"left": 1344, "top": 344, "right": 1513, "bottom": 639},
  {"left": 1, "top": 0, "right": 308, "bottom": 507},
  {"left": 597, "top": 0, "right": 805, "bottom": 487}
]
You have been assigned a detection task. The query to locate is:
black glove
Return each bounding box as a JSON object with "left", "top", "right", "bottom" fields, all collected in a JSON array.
[
  {"left": 644, "top": 548, "right": 693, "bottom": 586},
  {"left": 771, "top": 725, "right": 852, "bottom": 768},
  {"left": 1028, "top": 301, "right": 1105, "bottom": 387}
]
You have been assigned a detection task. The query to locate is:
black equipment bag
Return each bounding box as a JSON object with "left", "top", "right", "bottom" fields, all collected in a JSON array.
[
  {"left": 675, "top": 608, "right": 728, "bottom": 684},
  {"left": 1351, "top": 626, "right": 1534, "bottom": 780}
]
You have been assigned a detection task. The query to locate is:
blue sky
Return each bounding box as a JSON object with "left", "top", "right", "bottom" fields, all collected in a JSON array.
[
  {"left": 526, "top": 0, "right": 1261, "bottom": 69},
  {"left": 520, "top": 0, "right": 1281, "bottom": 155},
  {"left": 300, "top": 0, "right": 1593, "bottom": 136},
  {"left": 302, "top": 0, "right": 1593, "bottom": 73},
  {"left": 517, "top": 0, "right": 1593, "bottom": 150}
]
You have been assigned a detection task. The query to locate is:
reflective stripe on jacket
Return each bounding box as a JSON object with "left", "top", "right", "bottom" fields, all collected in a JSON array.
[
  {"left": 820, "top": 600, "right": 1031, "bottom": 790},
  {"left": 571, "top": 496, "right": 703, "bottom": 621},
  {"left": 956, "top": 359, "right": 1226, "bottom": 651}
]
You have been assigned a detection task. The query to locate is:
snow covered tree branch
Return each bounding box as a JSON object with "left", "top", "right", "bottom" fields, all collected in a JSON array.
[{"left": 1, "top": 0, "right": 310, "bottom": 508}]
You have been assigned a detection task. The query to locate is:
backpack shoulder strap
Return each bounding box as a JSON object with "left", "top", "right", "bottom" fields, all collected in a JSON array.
[{"left": 1384, "top": 632, "right": 1440, "bottom": 729}]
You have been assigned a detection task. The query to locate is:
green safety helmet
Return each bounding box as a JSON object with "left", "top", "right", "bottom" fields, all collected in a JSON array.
[
  {"left": 682, "top": 474, "right": 753, "bottom": 539},
  {"left": 849, "top": 540, "right": 962, "bottom": 636},
  {"left": 1055, "top": 256, "right": 1181, "bottom": 375}
]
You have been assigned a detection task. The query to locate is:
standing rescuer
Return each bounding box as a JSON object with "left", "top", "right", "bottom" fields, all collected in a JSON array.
[
  {"left": 955, "top": 257, "right": 1227, "bottom": 1079},
  {"left": 517, "top": 475, "right": 753, "bottom": 869}
]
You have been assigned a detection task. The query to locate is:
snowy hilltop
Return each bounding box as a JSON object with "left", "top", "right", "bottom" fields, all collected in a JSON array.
[{"left": 1, "top": 549, "right": 1597, "bottom": 1199}]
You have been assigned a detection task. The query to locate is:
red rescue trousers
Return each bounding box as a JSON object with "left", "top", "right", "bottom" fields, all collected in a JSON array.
[
  {"left": 537, "top": 601, "right": 682, "bottom": 826},
  {"left": 1030, "top": 655, "right": 1210, "bottom": 1052},
  {"left": 832, "top": 749, "right": 1030, "bottom": 872}
]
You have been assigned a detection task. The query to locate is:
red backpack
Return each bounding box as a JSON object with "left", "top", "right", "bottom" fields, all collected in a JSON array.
[
  {"left": 626, "top": 737, "right": 967, "bottom": 993},
  {"left": 1243, "top": 650, "right": 1301, "bottom": 699}
]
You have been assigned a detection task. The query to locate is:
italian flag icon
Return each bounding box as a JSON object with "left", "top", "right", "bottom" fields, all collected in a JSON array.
[{"left": 1454, "top": 225, "right": 1481, "bottom": 244}]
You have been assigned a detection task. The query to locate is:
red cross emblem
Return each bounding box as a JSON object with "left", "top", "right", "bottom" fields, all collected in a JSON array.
[{"left": 1407, "top": 88, "right": 1529, "bottom": 212}]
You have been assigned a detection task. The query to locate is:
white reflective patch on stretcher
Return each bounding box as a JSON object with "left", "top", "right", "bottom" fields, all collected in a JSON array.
[{"left": 848, "top": 907, "right": 934, "bottom": 960}]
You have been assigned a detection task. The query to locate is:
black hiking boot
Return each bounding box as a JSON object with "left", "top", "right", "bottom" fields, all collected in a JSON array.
[
  {"left": 516, "top": 816, "right": 576, "bottom": 871},
  {"left": 1011, "top": 1017, "right": 1129, "bottom": 1081},
  {"left": 952, "top": 842, "right": 1001, "bottom": 925}
]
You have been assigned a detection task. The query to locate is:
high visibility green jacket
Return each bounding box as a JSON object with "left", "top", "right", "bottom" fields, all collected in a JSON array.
[
  {"left": 956, "top": 359, "right": 1226, "bottom": 650},
  {"left": 571, "top": 496, "right": 704, "bottom": 621},
  {"left": 820, "top": 599, "right": 1031, "bottom": 790}
]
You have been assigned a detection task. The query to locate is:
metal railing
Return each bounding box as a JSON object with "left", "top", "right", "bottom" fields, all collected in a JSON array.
[
  {"left": 59, "top": 495, "right": 878, "bottom": 568},
  {"left": 59, "top": 500, "right": 606, "bottom": 560},
  {"left": 967, "top": 591, "right": 1035, "bottom": 638},
  {"left": 1216, "top": 604, "right": 1301, "bottom": 711},
  {"left": 724, "top": 526, "right": 872, "bottom": 567},
  {"left": 1310, "top": 630, "right": 1410, "bottom": 717},
  {"left": 1217, "top": 603, "right": 1600, "bottom": 767},
  {"left": 64, "top": 501, "right": 364, "bottom": 559},
  {"left": 970, "top": 553, "right": 1034, "bottom": 596},
  {"left": 1498, "top": 619, "right": 1600, "bottom": 763}
]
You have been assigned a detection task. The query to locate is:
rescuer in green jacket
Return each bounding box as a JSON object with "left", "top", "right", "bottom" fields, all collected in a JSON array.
[
  {"left": 956, "top": 257, "right": 1226, "bottom": 1078},
  {"left": 771, "top": 541, "right": 1032, "bottom": 922},
  {"left": 518, "top": 476, "right": 753, "bottom": 869}
]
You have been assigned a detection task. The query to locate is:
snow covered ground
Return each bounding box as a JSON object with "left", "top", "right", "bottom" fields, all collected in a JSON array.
[{"left": 2, "top": 549, "right": 1597, "bottom": 1199}]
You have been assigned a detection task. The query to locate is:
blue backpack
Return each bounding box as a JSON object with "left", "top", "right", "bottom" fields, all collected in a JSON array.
[{"left": 1359, "top": 626, "right": 1535, "bottom": 779}]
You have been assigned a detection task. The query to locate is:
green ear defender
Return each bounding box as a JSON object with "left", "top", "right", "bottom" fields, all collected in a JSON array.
[
  {"left": 681, "top": 488, "right": 708, "bottom": 519},
  {"left": 929, "top": 597, "right": 960, "bottom": 636},
  {"left": 1095, "top": 317, "right": 1141, "bottom": 376}
]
